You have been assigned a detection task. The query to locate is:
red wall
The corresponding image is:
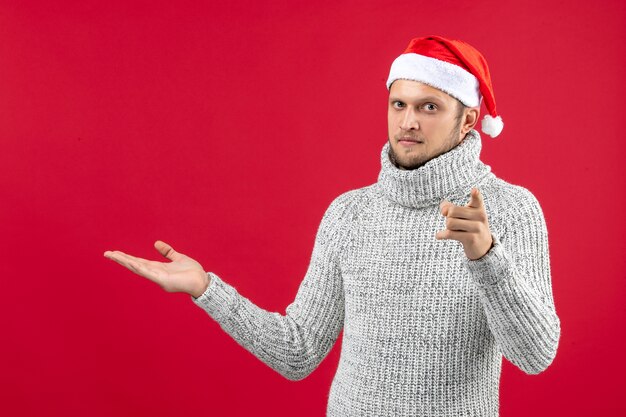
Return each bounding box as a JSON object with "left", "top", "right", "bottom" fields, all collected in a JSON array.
[{"left": 1, "top": 1, "right": 624, "bottom": 416}]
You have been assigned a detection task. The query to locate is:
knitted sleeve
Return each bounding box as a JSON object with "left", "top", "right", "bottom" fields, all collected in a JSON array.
[
  {"left": 465, "top": 187, "right": 561, "bottom": 375},
  {"left": 189, "top": 193, "right": 352, "bottom": 381}
]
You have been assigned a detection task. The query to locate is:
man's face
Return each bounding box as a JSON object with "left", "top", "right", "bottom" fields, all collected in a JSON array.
[{"left": 387, "top": 79, "right": 467, "bottom": 170}]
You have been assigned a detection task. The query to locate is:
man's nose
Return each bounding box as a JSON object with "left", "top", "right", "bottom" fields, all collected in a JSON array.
[{"left": 400, "top": 110, "right": 419, "bottom": 131}]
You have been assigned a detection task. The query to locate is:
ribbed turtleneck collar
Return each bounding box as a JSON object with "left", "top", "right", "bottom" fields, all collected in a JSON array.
[{"left": 376, "top": 129, "right": 493, "bottom": 209}]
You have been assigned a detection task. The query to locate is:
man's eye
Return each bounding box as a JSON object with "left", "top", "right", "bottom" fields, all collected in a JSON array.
[
  {"left": 393, "top": 101, "right": 405, "bottom": 109},
  {"left": 423, "top": 103, "right": 437, "bottom": 111}
]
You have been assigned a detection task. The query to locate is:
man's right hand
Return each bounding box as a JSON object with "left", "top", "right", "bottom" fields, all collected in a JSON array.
[{"left": 104, "top": 240, "right": 210, "bottom": 298}]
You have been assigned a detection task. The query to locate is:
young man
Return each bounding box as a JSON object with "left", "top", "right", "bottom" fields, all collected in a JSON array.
[{"left": 104, "top": 36, "right": 560, "bottom": 416}]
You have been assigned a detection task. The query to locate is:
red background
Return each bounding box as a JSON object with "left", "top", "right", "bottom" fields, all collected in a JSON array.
[{"left": 1, "top": 1, "right": 624, "bottom": 416}]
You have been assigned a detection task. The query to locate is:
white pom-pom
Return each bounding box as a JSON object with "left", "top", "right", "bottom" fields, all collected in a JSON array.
[{"left": 481, "top": 115, "right": 504, "bottom": 138}]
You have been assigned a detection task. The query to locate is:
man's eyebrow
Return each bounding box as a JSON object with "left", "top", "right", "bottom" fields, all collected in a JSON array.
[{"left": 389, "top": 95, "right": 445, "bottom": 103}]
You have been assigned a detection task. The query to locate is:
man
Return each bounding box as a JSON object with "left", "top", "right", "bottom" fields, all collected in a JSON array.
[{"left": 104, "top": 35, "right": 560, "bottom": 416}]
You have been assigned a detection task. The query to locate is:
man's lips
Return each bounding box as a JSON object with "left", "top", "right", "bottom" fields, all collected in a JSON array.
[{"left": 398, "top": 137, "right": 423, "bottom": 145}]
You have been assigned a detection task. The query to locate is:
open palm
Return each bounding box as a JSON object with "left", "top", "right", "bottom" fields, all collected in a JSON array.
[{"left": 104, "top": 240, "right": 210, "bottom": 297}]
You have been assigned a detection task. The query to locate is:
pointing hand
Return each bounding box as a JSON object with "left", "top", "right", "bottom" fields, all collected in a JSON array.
[
  {"left": 435, "top": 187, "right": 494, "bottom": 261},
  {"left": 104, "top": 240, "right": 210, "bottom": 298}
]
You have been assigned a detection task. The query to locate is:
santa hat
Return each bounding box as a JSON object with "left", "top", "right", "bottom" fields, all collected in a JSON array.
[{"left": 386, "top": 35, "right": 503, "bottom": 138}]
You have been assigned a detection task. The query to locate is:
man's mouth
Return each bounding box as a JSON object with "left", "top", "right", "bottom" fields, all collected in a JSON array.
[{"left": 398, "top": 137, "right": 423, "bottom": 145}]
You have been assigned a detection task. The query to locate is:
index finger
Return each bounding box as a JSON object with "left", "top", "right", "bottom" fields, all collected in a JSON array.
[
  {"left": 104, "top": 251, "right": 142, "bottom": 272},
  {"left": 104, "top": 251, "right": 162, "bottom": 284},
  {"left": 467, "top": 187, "right": 484, "bottom": 209}
]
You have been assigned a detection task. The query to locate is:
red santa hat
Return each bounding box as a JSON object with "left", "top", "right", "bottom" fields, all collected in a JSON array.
[{"left": 386, "top": 35, "right": 504, "bottom": 138}]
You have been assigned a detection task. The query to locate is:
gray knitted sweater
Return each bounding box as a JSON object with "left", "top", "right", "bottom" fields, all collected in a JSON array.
[{"left": 191, "top": 129, "right": 560, "bottom": 416}]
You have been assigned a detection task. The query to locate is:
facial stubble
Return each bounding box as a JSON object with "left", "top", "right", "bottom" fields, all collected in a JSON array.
[{"left": 388, "top": 116, "right": 464, "bottom": 171}]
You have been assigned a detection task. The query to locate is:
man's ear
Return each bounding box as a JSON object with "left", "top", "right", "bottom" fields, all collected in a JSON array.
[{"left": 461, "top": 107, "right": 480, "bottom": 135}]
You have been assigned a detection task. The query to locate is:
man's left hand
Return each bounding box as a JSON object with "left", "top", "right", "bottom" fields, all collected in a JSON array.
[{"left": 435, "top": 187, "right": 494, "bottom": 260}]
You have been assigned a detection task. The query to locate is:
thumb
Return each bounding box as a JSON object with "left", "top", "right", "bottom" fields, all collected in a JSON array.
[
  {"left": 439, "top": 200, "right": 452, "bottom": 216},
  {"left": 154, "top": 240, "right": 182, "bottom": 261}
]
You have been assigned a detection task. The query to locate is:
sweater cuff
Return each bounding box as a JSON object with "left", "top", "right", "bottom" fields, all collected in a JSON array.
[
  {"left": 190, "top": 272, "right": 237, "bottom": 322},
  {"left": 465, "top": 233, "right": 514, "bottom": 286}
]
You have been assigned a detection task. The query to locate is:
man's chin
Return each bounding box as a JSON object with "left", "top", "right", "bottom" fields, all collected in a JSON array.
[
  {"left": 390, "top": 150, "right": 428, "bottom": 170},
  {"left": 397, "top": 159, "right": 428, "bottom": 170}
]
